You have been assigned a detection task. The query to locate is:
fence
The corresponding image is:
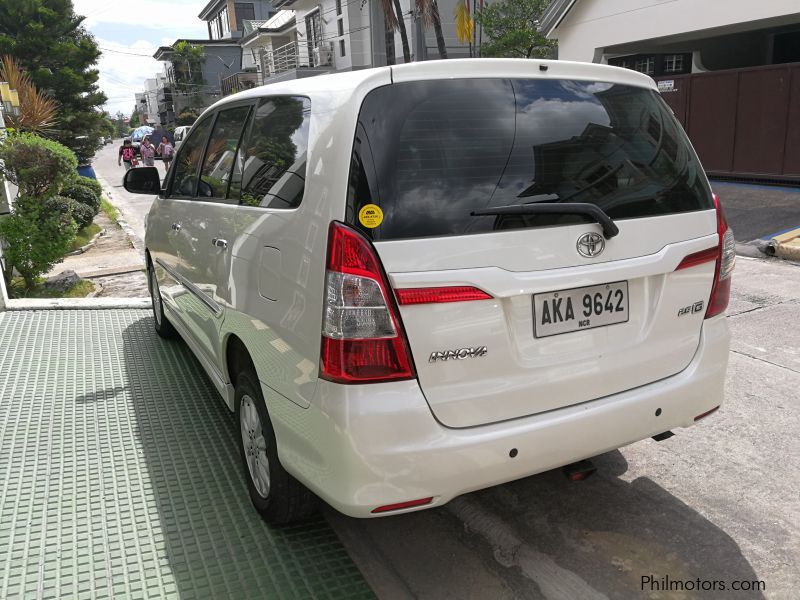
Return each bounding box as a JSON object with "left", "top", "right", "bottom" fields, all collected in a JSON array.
[
  {"left": 656, "top": 62, "right": 800, "bottom": 181},
  {"left": 259, "top": 41, "right": 335, "bottom": 80}
]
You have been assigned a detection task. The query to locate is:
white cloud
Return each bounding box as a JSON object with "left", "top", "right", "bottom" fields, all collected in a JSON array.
[
  {"left": 95, "top": 38, "right": 162, "bottom": 116},
  {"left": 73, "top": 1, "right": 210, "bottom": 115},
  {"left": 74, "top": 0, "right": 210, "bottom": 31}
]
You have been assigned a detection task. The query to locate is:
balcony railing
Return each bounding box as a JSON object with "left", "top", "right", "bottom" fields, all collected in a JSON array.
[
  {"left": 221, "top": 71, "right": 259, "bottom": 96},
  {"left": 259, "top": 41, "right": 335, "bottom": 80}
]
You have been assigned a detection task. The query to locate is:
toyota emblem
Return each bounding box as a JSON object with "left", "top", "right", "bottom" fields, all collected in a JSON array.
[{"left": 577, "top": 232, "right": 605, "bottom": 258}]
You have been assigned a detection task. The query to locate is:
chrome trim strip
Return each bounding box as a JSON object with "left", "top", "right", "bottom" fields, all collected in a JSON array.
[{"left": 154, "top": 258, "right": 222, "bottom": 316}]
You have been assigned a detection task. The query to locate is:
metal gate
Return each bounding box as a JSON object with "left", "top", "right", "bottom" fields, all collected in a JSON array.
[{"left": 656, "top": 62, "right": 800, "bottom": 181}]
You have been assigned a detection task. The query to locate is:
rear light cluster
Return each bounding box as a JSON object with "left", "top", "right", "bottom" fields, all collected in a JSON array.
[
  {"left": 706, "top": 193, "right": 735, "bottom": 319},
  {"left": 674, "top": 193, "right": 735, "bottom": 319},
  {"left": 395, "top": 286, "right": 491, "bottom": 306},
  {"left": 320, "top": 222, "right": 415, "bottom": 383}
]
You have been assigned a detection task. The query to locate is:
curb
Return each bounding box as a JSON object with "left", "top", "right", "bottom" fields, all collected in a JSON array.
[
  {"left": 766, "top": 227, "right": 800, "bottom": 261},
  {"left": 96, "top": 174, "right": 145, "bottom": 254},
  {"left": 65, "top": 228, "right": 106, "bottom": 256},
  {"left": 4, "top": 298, "right": 151, "bottom": 310}
]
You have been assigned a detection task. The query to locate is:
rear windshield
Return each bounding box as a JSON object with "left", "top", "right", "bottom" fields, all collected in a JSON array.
[{"left": 346, "top": 78, "right": 713, "bottom": 240}]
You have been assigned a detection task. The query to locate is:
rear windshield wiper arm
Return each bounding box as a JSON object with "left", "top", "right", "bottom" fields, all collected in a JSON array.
[{"left": 470, "top": 203, "right": 619, "bottom": 239}]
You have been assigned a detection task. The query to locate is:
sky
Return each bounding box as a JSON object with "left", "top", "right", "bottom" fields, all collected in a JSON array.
[{"left": 73, "top": 0, "right": 210, "bottom": 115}]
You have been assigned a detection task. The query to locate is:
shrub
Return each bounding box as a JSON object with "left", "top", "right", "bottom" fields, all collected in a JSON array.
[
  {"left": 61, "top": 184, "right": 100, "bottom": 215},
  {"left": 45, "top": 195, "right": 95, "bottom": 229},
  {"left": 0, "top": 195, "right": 77, "bottom": 290},
  {"left": 0, "top": 133, "right": 77, "bottom": 197},
  {"left": 75, "top": 175, "right": 103, "bottom": 197}
]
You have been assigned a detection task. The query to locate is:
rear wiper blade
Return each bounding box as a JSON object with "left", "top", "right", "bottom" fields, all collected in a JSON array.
[{"left": 470, "top": 202, "right": 619, "bottom": 239}]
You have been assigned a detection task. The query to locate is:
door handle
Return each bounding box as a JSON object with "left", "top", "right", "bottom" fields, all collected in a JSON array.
[
  {"left": 212, "top": 238, "right": 228, "bottom": 249},
  {"left": 171, "top": 223, "right": 181, "bottom": 231}
]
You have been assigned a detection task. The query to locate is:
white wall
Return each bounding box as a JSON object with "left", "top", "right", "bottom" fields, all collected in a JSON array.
[{"left": 554, "top": 0, "right": 800, "bottom": 62}]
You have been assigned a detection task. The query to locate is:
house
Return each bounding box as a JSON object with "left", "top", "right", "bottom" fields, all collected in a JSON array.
[
  {"left": 154, "top": 39, "right": 243, "bottom": 126},
  {"left": 154, "top": 1, "right": 276, "bottom": 126},
  {"left": 542, "top": 0, "right": 800, "bottom": 181},
  {"left": 199, "top": 0, "right": 277, "bottom": 40},
  {"left": 227, "top": 0, "right": 473, "bottom": 88}
]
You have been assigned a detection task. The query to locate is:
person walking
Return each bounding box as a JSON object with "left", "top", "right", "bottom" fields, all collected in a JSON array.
[
  {"left": 156, "top": 136, "right": 174, "bottom": 174},
  {"left": 118, "top": 138, "right": 137, "bottom": 171},
  {"left": 140, "top": 136, "right": 156, "bottom": 167}
]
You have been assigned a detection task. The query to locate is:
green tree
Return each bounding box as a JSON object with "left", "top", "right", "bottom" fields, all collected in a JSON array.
[
  {"left": 0, "top": 133, "right": 77, "bottom": 197},
  {"left": 129, "top": 108, "right": 141, "bottom": 128},
  {"left": 475, "top": 0, "right": 557, "bottom": 59},
  {"left": 0, "top": 0, "right": 108, "bottom": 162},
  {"left": 0, "top": 195, "right": 77, "bottom": 289},
  {"left": 171, "top": 41, "right": 206, "bottom": 108}
]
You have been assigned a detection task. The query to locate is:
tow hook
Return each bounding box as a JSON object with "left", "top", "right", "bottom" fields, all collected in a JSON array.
[{"left": 562, "top": 459, "right": 597, "bottom": 481}]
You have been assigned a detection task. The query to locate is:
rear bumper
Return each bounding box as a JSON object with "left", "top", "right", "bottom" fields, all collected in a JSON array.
[{"left": 264, "top": 318, "right": 730, "bottom": 518}]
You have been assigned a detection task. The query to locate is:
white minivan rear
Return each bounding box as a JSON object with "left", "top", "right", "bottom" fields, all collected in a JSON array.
[{"left": 139, "top": 59, "right": 732, "bottom": 523}]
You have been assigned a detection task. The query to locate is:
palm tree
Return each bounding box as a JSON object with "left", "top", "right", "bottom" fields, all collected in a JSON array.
[
  {"left": 0, "top": 55, "right": 57, "bottom": 136},
  {"left": 416, "top": 0, "right": 448, "bottom": 59},
  {"left": 381, "top": 0, "right": 449, "bottom": 63}
]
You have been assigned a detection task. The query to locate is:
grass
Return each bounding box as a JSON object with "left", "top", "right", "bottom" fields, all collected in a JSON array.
[
  {"left": 71, "top": 223, "right": 102, "bottom": 251},
  {"left": 100, "top": 196, "right": 120, "bottom": 223},
  {"left": 9, "top": 277, "right": 96, "bottom": 299}
]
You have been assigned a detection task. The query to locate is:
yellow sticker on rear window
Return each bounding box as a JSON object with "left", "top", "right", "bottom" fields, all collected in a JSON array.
[{"left": 358, "top": 204, "right": 383, "bottom": 228}]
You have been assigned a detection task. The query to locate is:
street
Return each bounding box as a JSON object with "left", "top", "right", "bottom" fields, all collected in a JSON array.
[
  {"left": 326, "top": 256, "right": 800, "bottom": 599},
  {"left": 2, "top": 254, "right": 797, "bottom": 599},
  {"left": 93, "top": 142, "right": 168, "bottom": 246}
]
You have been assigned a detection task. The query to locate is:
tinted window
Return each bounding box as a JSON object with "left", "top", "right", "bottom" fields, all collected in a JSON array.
[
  {"left": 348, "top": 79, "right": 713, "bottom": 240},
  {"left": 235, "top": 97, "right": 310, "bottom": 209},
  {"left": 170, "top": 117, "right": 213, "bottom": 198},
  {"left": 198, "top": 106, "right": 252, "bottom": 199}
]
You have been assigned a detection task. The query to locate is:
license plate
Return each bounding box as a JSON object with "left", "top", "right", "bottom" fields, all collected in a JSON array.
[{"left": 533, "top": 281, "right": 629, "bottom": 338}]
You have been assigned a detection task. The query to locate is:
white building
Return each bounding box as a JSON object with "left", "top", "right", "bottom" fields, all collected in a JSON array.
[
  {"left": 235, "top": 0, "right": 474, "bottom": 87},
  {"left": 542, "top": 0, "right": 800, "bottom": 74}
]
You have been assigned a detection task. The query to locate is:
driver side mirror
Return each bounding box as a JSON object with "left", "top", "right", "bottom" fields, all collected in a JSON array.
[{"left": 124, "top": 167, "right": 162, "bottom": 195}]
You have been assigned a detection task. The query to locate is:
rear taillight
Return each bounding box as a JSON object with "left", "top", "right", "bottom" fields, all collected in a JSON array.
[
  {"left": 320, "top": 222, "right": 415, "bottom": 384},
  {"left": 706, "top": 194, "right": 735, "bottom": 319},
  {"left": 395, "top": 286, "right": 492, "bottom": 306}
]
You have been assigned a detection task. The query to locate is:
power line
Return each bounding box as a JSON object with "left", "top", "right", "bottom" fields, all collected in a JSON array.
[{"left": 99, "top": 46, "right": 157, "bottom": 57}]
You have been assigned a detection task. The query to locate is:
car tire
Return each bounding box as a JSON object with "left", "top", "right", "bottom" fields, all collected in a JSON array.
[
  {"left": 234, "top": 369, "right": 316, "bottom": 525},
  {"left": 147, "top": 260, "right": 177, "bottom": 339}
]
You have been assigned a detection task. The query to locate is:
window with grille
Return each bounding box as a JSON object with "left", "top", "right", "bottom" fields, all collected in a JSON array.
[
  {"left": 663, "top": 54, "right": 684, "bottom": 73},
  {"left": 634, "top": 56, "right": 655, "bottom": 76}
]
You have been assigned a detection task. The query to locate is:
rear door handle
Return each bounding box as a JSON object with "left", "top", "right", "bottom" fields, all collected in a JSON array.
[
  {"left": 171, "top": 223, "right": 181, "bottom": 231},
  {"left": 212, "top": 238, "right": 228, "bottom": 249}
]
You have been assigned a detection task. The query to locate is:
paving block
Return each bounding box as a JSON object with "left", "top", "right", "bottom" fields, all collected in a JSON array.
[{"left": 0, "top": 309, "right": 373, "bottom": 599}]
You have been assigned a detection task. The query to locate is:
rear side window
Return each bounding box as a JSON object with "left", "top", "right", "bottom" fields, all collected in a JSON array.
[
  {"left": 234, "top": 96, "right": 310, "bottom": 208},
  {"left": 170, "top": 117, "right": 213, "bottom": 198},
  {"left": 198, "top": 105, "right": 252, "bottom": 199},
  {"left": 348, "top": 79, "right": 713, "bottom": 240}
]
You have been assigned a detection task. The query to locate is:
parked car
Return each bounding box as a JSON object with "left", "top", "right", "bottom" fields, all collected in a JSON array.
[
  {"left": 125, "top": 59, "right": 734, "bottom": 524},
  {"left": 172, "top": 126, "right": 191, "bottom": 151}
]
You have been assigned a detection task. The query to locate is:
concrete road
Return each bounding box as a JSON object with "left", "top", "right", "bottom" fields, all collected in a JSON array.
[
  {"left": 711, "top": 181, "right": 800, "bottom": 243},
  {"left": 93, "top": 142, "right": 164, "bottom": 244},
  {"left": 329, "top": 256, "right": 800, "bottom": 600}
]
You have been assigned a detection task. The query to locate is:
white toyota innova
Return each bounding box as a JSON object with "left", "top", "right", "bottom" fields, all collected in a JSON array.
[{"left": 126, "top": 59, "right": 733, "bottom": 524}]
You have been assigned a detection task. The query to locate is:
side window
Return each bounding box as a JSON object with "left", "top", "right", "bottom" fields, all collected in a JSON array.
[
  {"left": 198, "top": 105, "right": 252, "bottom": 200},
  {"left": 169, "top": 118, "right": 213, "bottom": 198},
  {"left": 235, "top": 96, "right": 310, "bottom": 209}
]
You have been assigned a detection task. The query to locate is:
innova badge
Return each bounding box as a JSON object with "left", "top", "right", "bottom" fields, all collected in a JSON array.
[{"left": 577, "top": 232, "right": 605, "bottom": 258}]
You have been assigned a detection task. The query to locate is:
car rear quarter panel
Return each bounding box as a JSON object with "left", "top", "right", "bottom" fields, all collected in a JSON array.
[{"left": 219, "top": 71, "right": 393, "bottom": 409}]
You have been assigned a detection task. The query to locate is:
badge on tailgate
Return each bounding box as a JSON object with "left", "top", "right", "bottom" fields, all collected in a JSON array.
[{"left": 533, "top": 281, "right": 629, "bottom": 338}]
